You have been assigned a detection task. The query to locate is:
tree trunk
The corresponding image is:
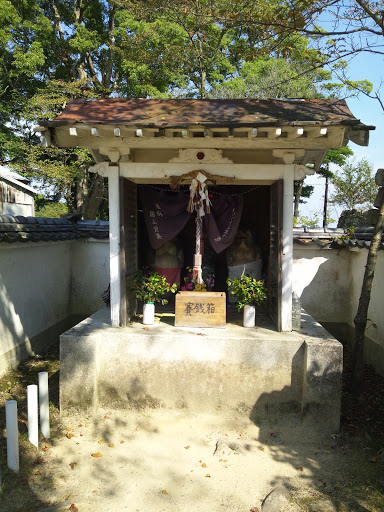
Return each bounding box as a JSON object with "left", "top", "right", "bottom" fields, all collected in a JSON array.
[
  {"left": 352, "top": 186, "right": 384, "bottom": 394},
  {"left": 84, "top": 174, "right": 105, "bottom": 220},
  {"left": 75, "top": 174, "right": 88, "bottom": 216},
  {"left": 200, "top": 69, "right": 207, "bottom": 99},
  {"left": 323, "top": 175, "right": 329, "bottom": 228},
  {"left": 75, "top": 171, "right": 105, "bottom": 219},
  {"left": 293, "top": 180, "right": 303, "bottom": 219}
]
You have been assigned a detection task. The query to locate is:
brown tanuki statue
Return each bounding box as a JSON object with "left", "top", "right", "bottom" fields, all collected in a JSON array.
[
  {"left": 152, "top": 240, "right": 184, "bottom": 286},
  {"left": 227, "top": 228, "right": 262, "bottom": 302}
]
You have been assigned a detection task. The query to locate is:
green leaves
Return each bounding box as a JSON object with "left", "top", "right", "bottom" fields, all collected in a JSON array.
[
  {"left": 11, "top": 41, "right": 46, "bottom": 76},
  {"left": 70, "top": 24, "right": 102, "bottom": 54},
  {"left": 331, "top": 158, "right": 378, "bottom": 211},
  {"left": 130, "top": 268, "right": 178, "bottom": 305},
  {"left": 226, "top": 275, "right": 267, "bottom": 311},
  {"left": 209, "top": 32, "right": 342, "bottom": 100}
]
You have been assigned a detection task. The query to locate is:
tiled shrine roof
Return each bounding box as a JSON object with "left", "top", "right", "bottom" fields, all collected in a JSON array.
[
  {"left": 0, "top": 215, "right": 109, "bottom": 243},
  {"left": 44, "top": 98, "right": 372, "bottom": 129},
  {"left": 293, "top": 226, "right": 384, "bottom": 250}
]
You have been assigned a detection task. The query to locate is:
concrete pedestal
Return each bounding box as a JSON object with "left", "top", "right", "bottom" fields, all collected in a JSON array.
[{"left": 60, "top": 307, "right": 342, "bottom": 437}]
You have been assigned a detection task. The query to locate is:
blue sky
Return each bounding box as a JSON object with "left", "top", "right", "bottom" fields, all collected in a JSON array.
[{"left": 300, "top": 44, "right": 384, "bottom": 225}]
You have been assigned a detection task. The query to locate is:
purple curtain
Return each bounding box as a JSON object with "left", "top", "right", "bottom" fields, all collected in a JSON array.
[
  {"left": 140, "top": 187, "right": 190, "bottom": 250},
  {"left": 205, "top": 194, "right": 243, "bottom": 253},
  {"left": 139, "top": 186, "right": 243, "bottom": 253}
]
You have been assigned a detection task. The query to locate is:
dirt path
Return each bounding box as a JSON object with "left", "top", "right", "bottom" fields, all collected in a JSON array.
[
  {"left": 1, "top": 349, "right": 383, "bottom": 512},
  {"left": 2, "top": 407, "right": 377, "bottom": 512}
]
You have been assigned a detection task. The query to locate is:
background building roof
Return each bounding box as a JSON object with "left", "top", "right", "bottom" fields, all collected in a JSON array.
[{"left": 0, "top": 168, "right": 38, "bottom": 194}]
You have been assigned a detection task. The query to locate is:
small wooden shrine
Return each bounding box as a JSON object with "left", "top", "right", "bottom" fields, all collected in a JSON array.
[{"left": 36, "top": 98, "right": 373, "bottom": 331}]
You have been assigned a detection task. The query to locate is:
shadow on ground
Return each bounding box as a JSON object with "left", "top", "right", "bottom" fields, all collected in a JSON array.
[
  {"left": 0, "top": 315, "right": 87, "bottom": 512},
  {"left": 248, "top": 331, "right": 384, "bottom": 512}
]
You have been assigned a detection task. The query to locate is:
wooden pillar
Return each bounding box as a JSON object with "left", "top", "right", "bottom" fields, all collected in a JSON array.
[
  {"left": 119, "top": 177, "right": 127, "bottom": 327},
  {"left": 282, "top": 166, "right": 294, "bottom": 331},
  {"left": 269, "top": 180, "right": 283, "bottom": 332},
  {"left": 108, "top": 165, "right": 121, "bottom": 327},
  {"left": 119, "top": 178, "right": 138, "bottom": 324}
]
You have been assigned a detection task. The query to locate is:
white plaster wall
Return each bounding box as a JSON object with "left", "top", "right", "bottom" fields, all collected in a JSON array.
[
  {"left": 0, "top": 241, "right": 72, "bottom": 373},
  {"left": 0, "top": 238, "right": 109, "bottom": 376},
  {"left": 292, "top": 246, "right": 350, "bottom": 323},
  {"left": 1, "top": 237, "right": 383, "bottom": 377},
  {"left": 347, "top": 250, "right": 384, "bottom": 343},
  {"left": 2, "top": 202, "right": 34, "bottom": 217},
  {"left": 70, "top": 239, "right": 109, "bottom": 314},
  {"left": 346, "top": 249, "right": 384, "bottom": 376},
  {"left": 293, "top": 245, "right": 384, "bottom": 376}
]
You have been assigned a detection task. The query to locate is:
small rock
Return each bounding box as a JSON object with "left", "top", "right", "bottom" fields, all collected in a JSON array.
[
  {"left": 227, "top": 441, "right": 244, "bottom": 453},
  {"left": 262, "top": 485, "right": 290, "bottom": 512},
  {"left": 269, "top": 432, "right": 284, "bottom": 445},
  {"left": 213, "top": 439, "right": 227, "bottom": 455},
  {"left": 213, "top": 438, "right": 246, "bottom": 456},
  {"left": 307, "top": 500, "right": 337, "bottom": 512}
]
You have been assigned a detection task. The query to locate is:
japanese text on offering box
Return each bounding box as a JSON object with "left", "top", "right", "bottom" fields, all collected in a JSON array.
[{"left": 175, "top": 292, "right": 226, "bottom": 328}]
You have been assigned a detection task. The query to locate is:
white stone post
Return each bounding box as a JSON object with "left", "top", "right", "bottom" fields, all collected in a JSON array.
[
  {"left": 108, "top": 165, "right": 121, "bottom": 327},
  {"left": 27, "top": 385, "right": 39, "bottom": 448},
  {"left": 5, "top": 400, "right": 19, "bottom": 472},
  {"left": 39, "top": 371, "right": 50, "bottom": 439},
  {"left": 282, "top": 165, "right": 294, "bottom": 331}
]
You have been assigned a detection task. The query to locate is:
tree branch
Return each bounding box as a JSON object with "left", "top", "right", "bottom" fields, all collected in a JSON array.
[
  {"left": 49, "top": 0, "right": 75, "bottom": 78},
  {"left": 104, "top": 4, "right": 116, "bottom": 89},
  {"left": 355, "top": 0, "right": 384, "bottom": 31},
  {"left": 85, "top": 51, "right": 102, "bottom": 88}
]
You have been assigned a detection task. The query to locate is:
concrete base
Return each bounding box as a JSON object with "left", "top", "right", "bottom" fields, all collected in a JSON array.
[{"left": 60, "top": 308, "right": 342, "bottom": 436}]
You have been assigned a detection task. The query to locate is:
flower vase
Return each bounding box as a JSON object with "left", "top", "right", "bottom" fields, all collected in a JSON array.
[
  {"left": 143, "top": 302, "right": 155, "bottom": 325},
  {"left": 243, "top": 305, "right": 255, "bottom": 328}
]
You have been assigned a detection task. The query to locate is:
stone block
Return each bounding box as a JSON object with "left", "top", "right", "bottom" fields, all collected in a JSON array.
[
  {"left": 302, "top": 337, "right": 343, "bottom": 433},
  {"left": 375, "top": 168, "right": 384, "bottom": 186},
  {"left": 374, "top": 187, "right": 383, "bottom": 209}
]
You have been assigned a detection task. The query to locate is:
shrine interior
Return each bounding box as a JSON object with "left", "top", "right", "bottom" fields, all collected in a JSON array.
[{"left": 136, "top": 184, "right": 271, "bottom": 310}]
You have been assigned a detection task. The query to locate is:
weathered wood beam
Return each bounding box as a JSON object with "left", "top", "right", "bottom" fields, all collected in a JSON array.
[
  {"left": 287, "top": 127, "right": 304, "bottom": 139},
  {"left": 55, "top": 123, "right": 347, "bottom": 150}
]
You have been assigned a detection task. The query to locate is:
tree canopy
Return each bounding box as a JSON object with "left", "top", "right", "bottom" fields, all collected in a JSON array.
[
  {"left": 331, "top": 158, "right": 378, "bottom": 210},
  {"left": 0, "top": 0, "right": 375, "bottom": 218},
  {"left": 259, "top": 0, "right": 384, "bottom": 109}
]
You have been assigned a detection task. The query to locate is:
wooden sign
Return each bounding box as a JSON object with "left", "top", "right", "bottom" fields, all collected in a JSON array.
[{"left": 175, "top": 291, "right": 226, "bottom": 328}]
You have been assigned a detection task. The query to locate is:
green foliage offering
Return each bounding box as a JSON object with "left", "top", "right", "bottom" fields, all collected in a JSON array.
[
  {"left": 130, "top": 268, "right": 177, "bottom": 305},
  {"left": 226, "top": 275, "right": 267, "bottom": 311},
  {"left": 331, "top": 159, "right": 378, "bottom": 210}
]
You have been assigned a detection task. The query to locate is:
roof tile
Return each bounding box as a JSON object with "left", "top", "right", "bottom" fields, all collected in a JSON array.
[
  {"left": 0, "top": 216, "right": 109, "bottom": 243},
  {"left": 44, "top": 98, "right": 372, "bottom": 129}
]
